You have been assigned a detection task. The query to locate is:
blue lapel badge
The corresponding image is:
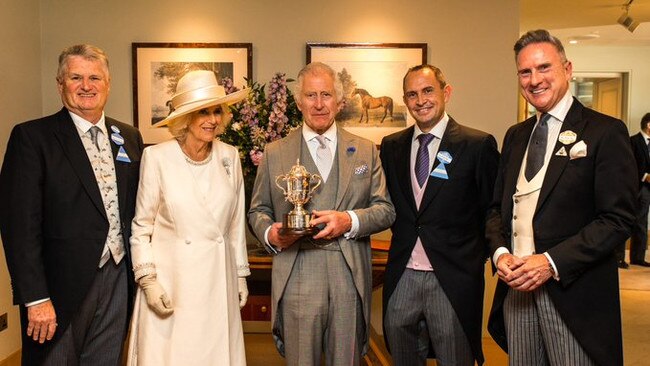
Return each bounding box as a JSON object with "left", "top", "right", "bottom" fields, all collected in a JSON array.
[
  {"left": 116, "top": 146, "right": 131, "bottom": 163},
  {"left": 430, "top": 151, "right": 452, "bottom": 180},
  {"left": 110, "top": 126, "right": 131, "bottom": 163}
]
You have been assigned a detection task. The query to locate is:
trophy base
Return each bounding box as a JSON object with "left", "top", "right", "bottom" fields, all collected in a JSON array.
[
  {"left": 278, "top": 226, "right": 320, "bottom": 236},
  {"left": 280, "top": 213, "right": 320, "bottom": 236}
]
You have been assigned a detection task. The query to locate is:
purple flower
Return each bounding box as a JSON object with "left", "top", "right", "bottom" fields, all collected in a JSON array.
[{"left": 347, "top": 147, "right": 356, "bottom": 154}]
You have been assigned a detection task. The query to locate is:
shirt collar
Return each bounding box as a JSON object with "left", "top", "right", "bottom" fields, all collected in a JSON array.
[
  {"left": 641, "top": 130, "right": 650, "bottom": 141},
  {"left": 302, "top": 121, "right": 338, "bottom": 144},
  {"left": 69, "top": 110, "right": 107, "bottom": 135},
  {"left": 539, "top": 89, "right": 573, "bottom": 123},
  {"left": 413, "top": 112, "right": 449, "bottom": 142}
]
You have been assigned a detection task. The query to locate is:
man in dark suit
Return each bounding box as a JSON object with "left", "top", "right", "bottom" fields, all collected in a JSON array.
[
  {"left": 380, "top": 64, "right": 499, "bottom": 366},
  {"left": 0, "top": 44, "right": 143, "bottom": 365},
  {"left": 626, "top": 112, "right": 650, "bottom": 267},
  {"left": 486, "top": 29, "right": 637, "bottom": 366}
]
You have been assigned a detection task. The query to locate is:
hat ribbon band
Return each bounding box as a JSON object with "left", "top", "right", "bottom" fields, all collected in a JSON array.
[{"left": 172, "top": 85, "right": 224, "bottom": 109}]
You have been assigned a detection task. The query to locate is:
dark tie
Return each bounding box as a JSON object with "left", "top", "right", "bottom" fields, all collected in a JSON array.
[
  {"left": 525, "top": 113, "right": 550, "bottom": 181},
  {"left": 89, "top": 126, "right": 101, "bottom": 151},
  {"left": 415, "top": 133, "right": 434, "bottom": 187}
]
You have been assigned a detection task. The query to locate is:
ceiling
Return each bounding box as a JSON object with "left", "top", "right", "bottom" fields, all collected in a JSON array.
[{"left": 522, "top": 0, "right": 650, "bottom": 46}]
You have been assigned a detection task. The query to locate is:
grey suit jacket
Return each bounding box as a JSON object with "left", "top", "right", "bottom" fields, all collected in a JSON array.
[{"left": 248, "top": 125, "right": 395, "bottom": 353}]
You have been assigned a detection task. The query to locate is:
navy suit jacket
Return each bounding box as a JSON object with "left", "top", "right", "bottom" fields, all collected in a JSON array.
[
  {"left": 0, "top": 107, "right": 143, "bottom": 363},
  {"left": 380, "top": 118, "right": 499, "bottom": 365},
  {"left": 485, "top": 99, "right": 637, "bottom": 366}
]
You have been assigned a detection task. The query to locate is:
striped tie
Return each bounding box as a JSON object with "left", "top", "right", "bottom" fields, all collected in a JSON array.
[{"left": 415, "top": 133, "right": 434, "bottom": 187}]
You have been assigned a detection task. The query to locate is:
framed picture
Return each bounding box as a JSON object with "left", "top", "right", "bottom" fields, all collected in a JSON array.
[
  {"left": 307, "top": 43, "right": 427, "bottom": 144},
  {"left": 132, "top": 42, "right": 252, "bottom": 144}
]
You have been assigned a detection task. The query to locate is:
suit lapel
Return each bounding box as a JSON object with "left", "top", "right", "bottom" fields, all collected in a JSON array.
[
  {"left": 419, "top": 118, "right": 465, "bottom": 214},
  {"left": 335, "top": 128, "right": 357, "bottom": 209},
  {"left": 52, "top": 108, "right": 107, "bottom": 219},
  {"left": 536, "top": 99, "right": 586, "bottom": 212},
  {"left": 504, "top": 118, "right": 535, "bottom": 205},
  {"left": 394, "top": 126, "right": 418, "bottom": 213},
  {"left": 105, "top": 118, "right": 128, "bottom": 218}
]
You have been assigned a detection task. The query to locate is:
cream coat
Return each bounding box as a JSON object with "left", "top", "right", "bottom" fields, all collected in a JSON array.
[{"left": 127, "top": 139, "right": 250, "bottom": 366}]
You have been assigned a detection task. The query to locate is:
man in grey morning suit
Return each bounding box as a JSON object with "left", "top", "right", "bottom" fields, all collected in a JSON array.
[
  {"left": 0, "top": 45, "right": 143, "bottom": 365},
  {"left": 381, "top": 65, "right": 499, "bottom": 366},
  {"left": 485, "top": 30, "right": 636, "bottom": 366},
  {"left": 248, "top": 62, "right": 395, "bottom": 366}
]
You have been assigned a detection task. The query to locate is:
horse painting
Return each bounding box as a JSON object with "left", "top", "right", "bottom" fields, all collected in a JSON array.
[{"left": 352, "top": 88, "right": 393, "bottom": 123}]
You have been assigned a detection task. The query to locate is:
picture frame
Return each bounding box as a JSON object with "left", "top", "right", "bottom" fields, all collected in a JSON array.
[
  {"left": 307, "top": 43, "right": 427, "bottom": 144},
  {"left": 132, "top": 42, "right": 252, "bottom": 144}
]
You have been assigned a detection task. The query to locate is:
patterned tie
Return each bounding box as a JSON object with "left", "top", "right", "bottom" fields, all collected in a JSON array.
[
  {"left": 525, "top": 113, "right": 551, "bottom": 181},
  {"left": 89, "top": 126, "right": 101, "bottom": 151},
  {"left": 315, "top": 135, "right": 332, "bottom": 180},
  {"left": 415, "top": 133, "right": 434, "bottom": 187}
]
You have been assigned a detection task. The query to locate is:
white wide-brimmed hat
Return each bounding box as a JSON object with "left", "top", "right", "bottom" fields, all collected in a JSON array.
[{"left": 152, "top": 70, "right": 248, "bottom": 128}]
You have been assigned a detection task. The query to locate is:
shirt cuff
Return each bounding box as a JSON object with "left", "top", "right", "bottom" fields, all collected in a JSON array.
[
  {"left": 643, "top": 173, "right": 648, "bottom": 183},
  {"left": 343, "top": 210, "right": 359, "bottom": 239},
  {"left": 263, "top": 225, "right": 281, "bottom": 254},
  {"left": 543, "top": 252, "right": 560, "bottom": 280},
  {"left": 26, "top": 298, "right": 50, "bottom": 307},
  {"left": 492, "top": 247, "right": 510, "bottom": 266}
]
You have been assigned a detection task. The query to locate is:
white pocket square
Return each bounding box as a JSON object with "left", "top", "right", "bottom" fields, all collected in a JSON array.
[{"left": 569, "top": 140, "right": 587, "bottom": 160}]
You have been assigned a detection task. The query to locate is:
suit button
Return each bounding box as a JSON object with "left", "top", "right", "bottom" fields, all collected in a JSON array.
[
  {"left": 514, "top": 199, "right": 519, "bottom": 203},
  {"left": 513, "top": 232, "right": 518, "bottom": 237},
  {"left": 185, "top": 239, "right": 191, "bottom": 245},
  {"left": 217, "top": 238, "right": 223, "bottom": 244},
  {"left": 513, "top": 215, "right": 517, "bottom": 220}
]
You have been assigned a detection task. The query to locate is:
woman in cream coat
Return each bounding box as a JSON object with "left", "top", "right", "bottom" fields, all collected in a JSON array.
[{"left": 127, "top": 70, "right": 250, "bottom": 366}]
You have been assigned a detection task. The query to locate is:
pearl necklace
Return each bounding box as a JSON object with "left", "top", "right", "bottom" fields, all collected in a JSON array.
[
  {"left": 184, "top": 153, "right": 212, "bottom": 166},
  {"left": 179, "top": 140, "right": 212, "bottom": 166}
]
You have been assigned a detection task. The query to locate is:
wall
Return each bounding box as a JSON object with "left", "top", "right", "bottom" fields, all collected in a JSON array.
[
  {"left": 0, "top": 0, "right": 42, "bottom": 361},
  {"left": 38, "top": 0, "right": 519, "bottom": 144},
  {"left": 566, "top": 44, "right": 650, "bottom": 134}
]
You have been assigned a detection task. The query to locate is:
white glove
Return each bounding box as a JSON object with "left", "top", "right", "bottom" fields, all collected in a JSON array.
[
  {"left": 238, "top": 277, "right": 249, "bottom": 309},
  {"left": 139, "top": 274, "right": 174, "bottom": 316}
]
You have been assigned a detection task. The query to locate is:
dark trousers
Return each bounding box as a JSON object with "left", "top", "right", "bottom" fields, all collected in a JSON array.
[
  {"left": 629, "top": 186, "right": 650, "bottom": 263},
  {"left": 40, "top": 259, "right": 129, "bottom": 366}
]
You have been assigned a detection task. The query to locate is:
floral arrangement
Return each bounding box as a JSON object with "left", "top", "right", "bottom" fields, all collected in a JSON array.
[{"left": 219, "top": 73, "right": 303, "bottom": 191}]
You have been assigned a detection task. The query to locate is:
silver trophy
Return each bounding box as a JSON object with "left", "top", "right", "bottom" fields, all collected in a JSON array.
[{"left": 275, "top": 159, "right": 323, "bottom": 235}]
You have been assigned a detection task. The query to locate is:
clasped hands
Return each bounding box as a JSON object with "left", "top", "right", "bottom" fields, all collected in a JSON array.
[
  {"left": 268, "top": 210, "right": 352, "bottom": 249},
  {"left": 496, "top": 253, "right": 554, "bottom": 291}
]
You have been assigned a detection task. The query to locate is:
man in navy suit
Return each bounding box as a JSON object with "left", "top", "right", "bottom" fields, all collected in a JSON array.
[
  {"left": 380, "top": 64, "right": 499, "bottom": 366},
  {"left": 0, "top": 44, "right": 143, "bottom": 365},
  {"left": 626, "top": 112, "right": 650, "bottom": 267},
  {"left": 486, "top": 29, "right": 636, "bottom": 366}
]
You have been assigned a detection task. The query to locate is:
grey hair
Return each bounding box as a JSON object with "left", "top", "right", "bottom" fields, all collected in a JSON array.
[
  {"left": 56, "top": 44, "right": 110, "bottom": 82},
  {"left": 514, "top": 29, "right": 567, "bottom": 62},
  {"left": 295, "top": 62, "right": 344, "bottom": 103},
  {"left": 403, "top": 64, "right": 448, "bottom": 91},
  {"left": 168, "top": 105, "right": 233, "bottom": 141}
]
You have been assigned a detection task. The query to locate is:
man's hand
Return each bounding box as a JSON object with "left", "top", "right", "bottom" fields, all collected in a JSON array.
[
  {"left": 502, "top": 254, "right": 554, "bottom": 291},
  {"left": 310, "top": 210, "right": 352, "bottom": 240},
  {"left": 268, "top": 222, "right": 302, "bottom": 249},
  {"left": 26, "top": 300, "right": 57, "bottom": 343},
  {"left": 496, "top": 253, "right": 525, "bottom": 282}
]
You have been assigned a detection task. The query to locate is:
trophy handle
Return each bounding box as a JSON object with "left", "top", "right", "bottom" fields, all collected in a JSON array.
[
  {"left": 275, "top": 175, "right": 288, "bottom": 195},
  {"left": 309, "top": 174, "right": 322, "bottom": 196}
]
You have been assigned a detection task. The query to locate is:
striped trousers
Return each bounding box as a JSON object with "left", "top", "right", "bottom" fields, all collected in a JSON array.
[
  {"left": 504, "top": 286, "right": 595, "bottom": 366},
  {"left": 384, "top": 269, "right": 474, "bottom": 366}
]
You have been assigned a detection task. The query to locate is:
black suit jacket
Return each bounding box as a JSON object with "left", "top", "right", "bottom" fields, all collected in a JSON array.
[
  {"left": 0, "top": 107, "right": 143, "bottom": 362},
  {"left": 485, "top": 99, "right": 637, "bottom": 366},
  {"left": 630, "top": 132, "right": 650, "bottom": 189},
  {"left": 380, "top": 118, "right": 499, "bottom": 365}
]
